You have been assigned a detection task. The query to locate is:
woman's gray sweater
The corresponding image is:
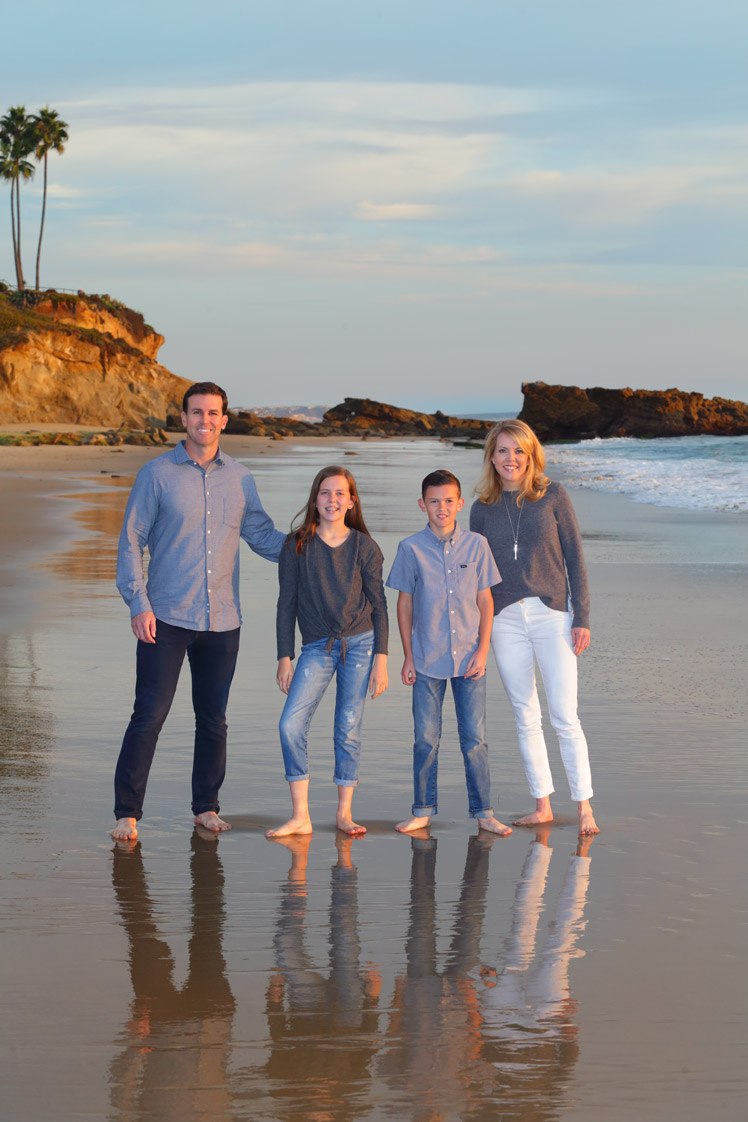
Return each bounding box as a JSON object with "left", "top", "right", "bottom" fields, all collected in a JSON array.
[{"left": 469, "top": 482, "right": 590, "bottom": 629}]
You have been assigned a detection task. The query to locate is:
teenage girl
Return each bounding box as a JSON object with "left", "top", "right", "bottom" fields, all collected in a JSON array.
[{"left": 265, "top": 466, "right": 389, "bottom": 838}]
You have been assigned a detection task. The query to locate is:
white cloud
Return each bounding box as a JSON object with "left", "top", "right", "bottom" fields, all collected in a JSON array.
[{"left": 353, "top": 202, "right": 441, "bottom": 221}]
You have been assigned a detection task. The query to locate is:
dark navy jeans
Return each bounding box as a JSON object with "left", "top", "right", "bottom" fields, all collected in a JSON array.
[{"left": 114, "top": 620, "right": 241, "bottom": 820}]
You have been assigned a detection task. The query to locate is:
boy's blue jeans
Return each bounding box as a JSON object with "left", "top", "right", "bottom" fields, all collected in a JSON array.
[
  {"left": 411, "top": 671, "right": 493, "bottom": 818},
  {"left": 279, "top": 631, "right": 374, "bottom": 786}
]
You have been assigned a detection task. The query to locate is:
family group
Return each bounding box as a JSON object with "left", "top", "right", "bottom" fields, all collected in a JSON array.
[{"left": 111, "top": 382, "right": 599, "bottom": 844}]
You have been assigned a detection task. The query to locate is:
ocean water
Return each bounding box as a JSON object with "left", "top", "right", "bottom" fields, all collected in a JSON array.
[{"left": 544, "top": 434, "right": 748, "bottom": 513}]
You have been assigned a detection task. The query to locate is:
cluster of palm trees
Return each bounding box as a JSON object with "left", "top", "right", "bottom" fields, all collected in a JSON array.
[{"left": 0, "top": 105, "right": 69, "bottom": 291}]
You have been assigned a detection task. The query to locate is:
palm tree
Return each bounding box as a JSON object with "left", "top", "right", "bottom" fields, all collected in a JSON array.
[
  {"left": 31, "top": 107, "right": 68, "bottom": 290},
  {"left": 0, "top": 106, "right": 35, "bottom": 289}
]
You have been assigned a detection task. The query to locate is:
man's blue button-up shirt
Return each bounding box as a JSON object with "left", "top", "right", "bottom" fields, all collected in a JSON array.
[
  {"left": 386, "top": 523, "right": 501, "bottom": 679},
  {"left": 116, "top": 441, "right": 285, "bottom": 632}
]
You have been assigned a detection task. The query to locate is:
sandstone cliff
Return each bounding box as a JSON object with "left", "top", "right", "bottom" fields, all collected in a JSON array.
[
  {"left": 519, "top": 382, "right": 748, "bottom": 441},
  {"left": 0, "top": 290, "right": 190, "bottom": 427}
]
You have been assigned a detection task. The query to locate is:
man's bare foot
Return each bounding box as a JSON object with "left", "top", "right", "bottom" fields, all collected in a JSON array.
[
  {"left": 336, "top": 812, "right": 366, "bottom": 837},
  {"left": 265, "top": 816, "right": 313, "bottom": 838},
  {"left": 395, "top": 815, "right": 431, "bottom": 834},
  {"left": 577, "top": 800, "right": 599, "bottom": 836},
  {"left": 111, "top": 817, "right": 138, "bottom": 841},
  {"left": 513, "top": 796, "right": 553, "bottom": 827},
  {"left": 194, "top": 811, "right": 231, "bottom": 833},
  {"left": 477, "top": 815, "right": 513, "bottom": 837}
]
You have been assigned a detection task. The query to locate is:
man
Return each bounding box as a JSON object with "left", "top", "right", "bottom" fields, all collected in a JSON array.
[{"left": 112, "top": 382, "right": 285, "bottom": 841}]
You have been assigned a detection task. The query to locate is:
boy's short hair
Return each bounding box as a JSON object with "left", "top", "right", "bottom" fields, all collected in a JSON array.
[
  {"left": 182, "top": 382, "right": 229, "bottom": 415},
  {"left": 421, "top": 469, "right": 461, "bottom": 498}
]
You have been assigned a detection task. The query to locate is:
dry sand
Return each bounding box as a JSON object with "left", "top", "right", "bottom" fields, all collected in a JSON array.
[{"left": 0, "top": 431, "right": 746, "bottom": 1122}]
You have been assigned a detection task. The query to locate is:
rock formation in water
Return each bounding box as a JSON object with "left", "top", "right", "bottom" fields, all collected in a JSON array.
[
  {"left": 170, "top": 397, "right": 496, "bottom": 439},
  {"left": 519, "top": 381, "right": 748, "bottom": 440},
  {"left": 0, "top": 289, "right": 191, "bottom": 427}
]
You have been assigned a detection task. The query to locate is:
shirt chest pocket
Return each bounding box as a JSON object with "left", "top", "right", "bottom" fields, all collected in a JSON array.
[
  {"left": 218, "top": 496, "right": 242, "bottom": 529},
  {"left": 453, "top": 560, "right": 478, "bottom": 590}
]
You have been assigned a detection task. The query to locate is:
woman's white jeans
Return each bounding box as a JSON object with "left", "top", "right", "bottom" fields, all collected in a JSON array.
[{"left": 491, "top": 598, "right": 593, "bottom": 802}]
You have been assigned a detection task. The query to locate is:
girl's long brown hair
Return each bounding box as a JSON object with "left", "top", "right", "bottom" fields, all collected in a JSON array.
[
  {"left": 474, "top": 419, "right": 550, "bottom": 506},
  {"left": 291, "top": 466, "right": 371, "bottom": 553}
]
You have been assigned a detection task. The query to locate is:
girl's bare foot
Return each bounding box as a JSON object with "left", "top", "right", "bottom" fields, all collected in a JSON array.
[
  {"left": 577, "top": 800, "right": 599, "bottom": 836},
  {"left": 395, "top": 815, "right": 431, "bottom": 834},
  {"left": 111, "top": 817, "right": 138, "bottom": 841},
  {"left": 194, "top": 811, "right": 231, "bottom": 832},
  {"left": 513, "top": 796, "right": 553, "bottom": 827},
  {"left": 477, "top": 815, "right": 513, "bottom": 837},
  {"left": 336, "top": 812, "right": 366, "bottom": 837},
  {"left": 265, "top": 816, "right": 313, "bottom": 838}
]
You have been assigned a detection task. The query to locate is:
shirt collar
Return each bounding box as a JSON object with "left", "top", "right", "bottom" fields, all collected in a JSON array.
[
  {"left": 173, "top": 439, "right": 226, "bottom": 467},
  {"left": 424, "top": 522, "right": 462, "bottom": 547}
]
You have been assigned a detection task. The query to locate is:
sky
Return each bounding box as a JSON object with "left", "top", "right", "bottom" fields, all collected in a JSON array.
[{"left": 3, "top": 0, "right": 746, "bottom": 414}]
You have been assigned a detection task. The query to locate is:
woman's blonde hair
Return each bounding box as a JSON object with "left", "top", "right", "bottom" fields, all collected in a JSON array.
[
  {"left": 291, "top": 466, "right": 370, "bottom": 553},
  {"left": 474, "top": 419, "right": 550, "bottom": 505}
]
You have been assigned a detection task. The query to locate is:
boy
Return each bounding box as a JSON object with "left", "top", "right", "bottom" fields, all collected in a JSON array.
[{"left": 386, "top": 470, "right": 512, "bottom": 836}]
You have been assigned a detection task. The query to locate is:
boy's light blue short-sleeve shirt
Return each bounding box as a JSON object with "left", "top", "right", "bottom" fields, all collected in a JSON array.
[{"left": 386, "top": 523, "right": 501, "bottom": 679}]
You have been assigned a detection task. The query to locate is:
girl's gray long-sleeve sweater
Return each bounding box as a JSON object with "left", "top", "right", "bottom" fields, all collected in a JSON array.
[
  {"left": 469, "top": 482, "right": 590, "bottom": 629},
  {"left": 276, "top": 529, "right": 389, "bottom": 661}
]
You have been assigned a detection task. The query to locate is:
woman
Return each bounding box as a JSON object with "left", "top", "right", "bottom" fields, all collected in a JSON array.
[{"left": 470, "top": 420, "right": 599, "bottom": 835}]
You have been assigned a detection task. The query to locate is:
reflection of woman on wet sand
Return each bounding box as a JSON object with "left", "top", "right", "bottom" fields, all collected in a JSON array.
[
  {"left": 479, "top": 827, "right": 594, "bottom": 1105},
  {"left": 261, "top": 835, "right": 382, "bottom": 1122},
  {"left": 108, "top": 834, "right": 235, "bottom": 1120}
]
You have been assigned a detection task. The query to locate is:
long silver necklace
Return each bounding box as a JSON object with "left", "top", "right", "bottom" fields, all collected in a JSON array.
[{"left": 502, "top": 492, "right": 524, "bottom": 560}]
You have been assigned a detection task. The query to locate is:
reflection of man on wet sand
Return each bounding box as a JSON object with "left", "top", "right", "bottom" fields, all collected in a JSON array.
[
  {"left": 109, "top": 833, "right": 236, "bottom": 1118},
  {"left": 112, "top": 381, "right": 284, "bottom": 841}
]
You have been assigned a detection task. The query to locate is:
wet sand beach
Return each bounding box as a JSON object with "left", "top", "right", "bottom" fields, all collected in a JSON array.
[{"left": 1, "top": 433, "right": 746, "bottom": 1121}]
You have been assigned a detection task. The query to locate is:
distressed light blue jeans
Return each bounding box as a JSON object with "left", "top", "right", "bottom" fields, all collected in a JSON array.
[{"left": 279, "top": 630, "right": 374, "bottom": 786}]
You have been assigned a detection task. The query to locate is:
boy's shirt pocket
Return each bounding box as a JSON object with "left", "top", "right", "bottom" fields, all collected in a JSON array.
[{"left": 455, "top": 560, "right": 478, "bottom": 591}]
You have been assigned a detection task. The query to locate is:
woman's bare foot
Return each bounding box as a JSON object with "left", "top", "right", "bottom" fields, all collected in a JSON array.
[
  {"left": 513, "top": 796, "right": 553, "bottom": 827},
  {"left": 395, "top": 815, "right": 431, "bottom": 834},
  {"left": 336, "top": 812, "right": 366, "bottom": 837},
  {"left": 265, "top": 816, "right": 313, "bottom": 838},
  {"left": 111, "top": 817, "right": 138, "bottom": 841},
  {"left": 194, "top": 811, "right": 231, "bottom": 833},
  {"left": 477, "top": 815, "right": 513, "bottom": 837},
  {"left": 577, "top": 800, "right": 599, "bottom": 836}
]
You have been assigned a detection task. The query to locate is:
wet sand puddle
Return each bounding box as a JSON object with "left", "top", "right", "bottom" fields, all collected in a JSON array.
[{"left": 1, "top": 440, "right": 746, "bottom": 1121}]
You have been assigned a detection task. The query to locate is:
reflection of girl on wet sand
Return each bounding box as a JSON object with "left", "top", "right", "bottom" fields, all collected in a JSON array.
[
  {"left": 108, "top": 833, "right": 235, "bottom": 1120},
  {"left": 479, "top": 827, "right": 594, "bottom": 1102},
  {"left": 262, "top": 835, "right": 382, "bottom": 1122}
]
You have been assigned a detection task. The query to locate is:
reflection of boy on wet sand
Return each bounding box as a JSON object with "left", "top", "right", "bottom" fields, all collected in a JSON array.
[
  {"left": 262, "top": 835, "right": 381, "bottom": 1121},
  {"left": 108, "top": 834, "right": 236, "bottom": 1119},
  {"left": 379, "top": 836, "right": 504, "bottom": 1116}
]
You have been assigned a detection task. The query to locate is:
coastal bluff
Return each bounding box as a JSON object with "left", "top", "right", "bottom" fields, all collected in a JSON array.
[
  {"left": 0, "top": 289, "right": 190, "bottom": 427},
  {"left": 519, "top": 381, "right": 748, "bottom": 440}
]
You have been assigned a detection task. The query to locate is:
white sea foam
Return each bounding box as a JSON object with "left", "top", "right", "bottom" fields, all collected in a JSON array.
[{"left": 545, "top": 435, "right": 748, "bottom": 513}]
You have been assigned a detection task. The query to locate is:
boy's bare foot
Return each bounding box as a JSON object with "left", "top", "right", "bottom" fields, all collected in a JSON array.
[
  {"left": 477, "top": 815, "right": 513, "bottom": 837},
  {"left": 577, "top": 800, "right": 599, "bottom": 836},
  {"left": 111, "top": 817, "right": 138, "bottom": 841},
  {"left": 336, "top": 812, "right": 366, "bottom": 837},
  {"left": 513, "top": 796, "right": 553, "bottom": 827},
  {"left": 395, "top": 815, "right": 431, "bottom": 834},
  {"left": 194, "top": 811, "right": 231, "bottom": 832},
  {"left": 265, "top": 816, "right": 313, "bottom": 838}
]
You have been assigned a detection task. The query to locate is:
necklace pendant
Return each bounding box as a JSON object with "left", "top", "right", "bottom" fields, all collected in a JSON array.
[{"left": 514, "top": 542, "right": 518, "bottom": 560}]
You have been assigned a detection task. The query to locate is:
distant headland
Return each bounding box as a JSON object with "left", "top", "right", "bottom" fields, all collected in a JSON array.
[{"left": 2, "top": 291, "right": 747, "bottom": 446}]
